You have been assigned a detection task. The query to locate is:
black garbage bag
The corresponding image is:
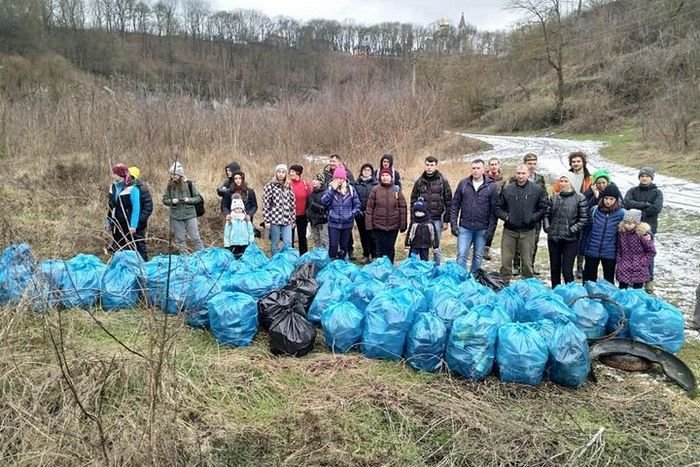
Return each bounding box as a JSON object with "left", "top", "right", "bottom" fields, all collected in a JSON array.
[
  {"left": 474, "top": 268, "right": 506, "bottom": 292},
  {"left": 284, "top": 262, "right": 320, "bottom": 311},
  {"left": 258, "top": 289, "right": 306, "bottom": 331},
  {"left": 269, "top": 302, "right": 317, "bottom": 357}
]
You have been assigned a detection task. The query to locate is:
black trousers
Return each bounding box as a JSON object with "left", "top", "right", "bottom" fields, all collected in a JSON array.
[
  {"left": 619, "top": 282, "right": 643, "bottom": 289},
  {"left": 293, "top": 215, "right": 309, "bottom": 255},
  {"left": 514, "top": 221, "right": 541, "bottom": 269},
  {"left": 227, "top": 244, "right": 248, "bottom": 259},
  {"left": 583, "top": 256, "right": 616, "bottom": 284},
  {"left": 356, "top": 214, "right": 376, "bottom": 258},
  {"left": 134, "top": 225, "right": 148, "bottom": 261},
  {"left": 547, "top": 238, "right": 578, "bottom": 287},
  {"left": 485, "top": 219, "right": 498, "bottom": 248},
  {"left": 374, "top": 229, "right": 399, "bottom": 263},
  {"left": 409, "top": 247, "right": 430, "bottom": 261}
]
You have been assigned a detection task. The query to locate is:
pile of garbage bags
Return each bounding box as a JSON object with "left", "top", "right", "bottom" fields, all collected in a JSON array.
[{"left": 0, "top": 243, "right": 687, "bottom": 388}]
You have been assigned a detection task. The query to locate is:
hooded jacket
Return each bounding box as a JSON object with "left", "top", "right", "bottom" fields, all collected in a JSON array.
[
  {"left": 306, "top": 185, "right": 328, "bottom": 226},
  {"left": 321, "top": 184, "right": 361, "bottom": 229},
  {"left": 366, "top": 183, "right": 407, "bottom": 232},
  {"left": 624, "top": 183, "right": 663, "bottom": 234},
  {"left": 581, "top": 202, "right": 625, "bottom": 260},
  {"left": 495, "top": 180, "right": 547, "bottom": 232},
  {"left": 616, "top": 222, "right": 655, "bottom": 284},
  {"left": 108, "top": 181, "right": 141, "bottom": 230},
  {"left": 543, "top": 190, "right": 588, "bottom": 242},
  {"left": 217, "top": 170, "right": 258, "bottom": 218},
  {"left": 451, "top": 176, "right": 498, "bottom": 231},
  {"left": 410, "top": 170, "right": 453, "bottom": 223},
  {"left": 131, "top": 179, "right": 153, "bottom": 230},
  {"left": 405, "top": 203, "right": 438, "bottom": 249}
]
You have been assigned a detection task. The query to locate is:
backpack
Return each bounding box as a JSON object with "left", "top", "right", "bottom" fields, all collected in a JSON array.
[{"left": 187, "top": 180, "right": 206, "bottom": 217}]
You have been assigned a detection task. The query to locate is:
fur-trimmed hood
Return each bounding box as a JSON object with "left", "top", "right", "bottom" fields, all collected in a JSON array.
[{"left": 618, "top": 221, "right": 651, "bottom": 235}]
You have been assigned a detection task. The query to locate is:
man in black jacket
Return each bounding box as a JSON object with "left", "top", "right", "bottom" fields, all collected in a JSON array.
[
  {"left": 128, "top": 166, "right": 153, "bottom": 261},
  {"left": 410, "top": 156, "right": 452, "bottom": 264},
  {"left": 495, "top": 164, "right": 548, "bottom": 284},
  {"left": 624, "top": 166, "right": 663, "bottom": 292}
]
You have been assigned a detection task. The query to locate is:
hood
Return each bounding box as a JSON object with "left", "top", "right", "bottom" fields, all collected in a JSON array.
[
  {"left": 226, "top": 161, "right": 241, "bottom": 176},
  {"left": 379, "top": 153, "right": 394, "bottom": 168},
  {"left": 619, "top": 221, "right": 651, "bottom": 235}
]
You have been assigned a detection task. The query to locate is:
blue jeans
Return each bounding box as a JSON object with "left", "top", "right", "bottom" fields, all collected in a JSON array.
[
  {"left": 457, "top": 227, "right": 486, "bottom": 273},
  {"left": 432, "top": 219, "right": 443, "bottom": 265},
  {"left": 270, "top": 224, "right": 292, "bottom": 256}
]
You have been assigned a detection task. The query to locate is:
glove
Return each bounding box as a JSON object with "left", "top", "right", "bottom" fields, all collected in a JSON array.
[{"left": 451, "top": 225, "right": 459, "bottom": 237}]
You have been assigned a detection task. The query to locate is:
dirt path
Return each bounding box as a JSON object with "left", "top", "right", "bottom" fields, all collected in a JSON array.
[{"left": 463, "top": 133, "right": 700, "bottom": 323}]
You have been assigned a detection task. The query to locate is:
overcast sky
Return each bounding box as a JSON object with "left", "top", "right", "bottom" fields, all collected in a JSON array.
[{"left": 212, "top": 0, "right": 525, "bottom": 31}]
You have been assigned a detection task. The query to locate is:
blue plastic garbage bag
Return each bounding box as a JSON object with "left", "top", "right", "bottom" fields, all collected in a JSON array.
[
  {"left": 101, "top": 251, "right": 144, "bottom": 311},
  {"left": 317, "top": 260, "right": 360, "bottom": 286},
  {"left": 0, "top": 243, "right": 36, "bottom": 306},
  {"left": 274, "top": 246, "right": 300, "bottom": 265},
  {"left": 433, "top": 260, "right": 468, "bottom": 282},
  {"left": 208, "top": 292, "right": 258, "bottom": 347},
  {"left": 386, "top": 268, "right": 430, "bottom": 291},
  {"left": 61, "top": 254, "right": 106, "bottom": 309},
  {"left": 463, "top": 287, "right": 497, "bottom": 309},
  {"left": 519, "top": 293, "right": 576, "bottom": 324},
  {"left": 472, "top": 302, "right": 511, "bottom": 327},
  {"left": 361, "top": 256, "right": 394, "bottom": 281},
  {"left": 460, "top": 276, "right": 483, "bottom": 298},
  {"left": 240, "top": 242, "right": 269, "bottom": 270},
  {"left": 322, "top": 301, "right": 365, "bottom": 353},
  {"left": 397, "top": 255, "right": 434, "bottom": 278},
  {"left": 39, "top": 259, "right": 67, "bottom": 308},
  {"left": 496, "top": 322, "right": 549, "bottom": 386},
  {"left": 607, "top": 289, "right": 643, "bottom": 337},
  {"left": 296, "top": 248, "right": 331, "bottom": 271},
  {"left": 531, "top": 319, "right": 557, "bottom": 344},
  {"left": 181, "top": 275, "right": 223, "bottom": 326},
  {"left": 431, "top": 296, "right": 470, "bottom": 333},
  {"left": 144, "top": 255, "right": 187, "bottom": 307},
  {"left": 509, "top": 278, "right": 549, "bottom": 302},
  {"left": 423, "top": 276, "right": 462, "bottom": 308},
  {"left": 362, "top": 289, "right": 415, "bottom": 360},
  {"left": 231, "top": 268, "right": 277, "bottom": 299},
  {"left": 395, "top": 285, "right": 428, "bottom": 315},
  {"left": 445, "top": 310, "right": 498, "bottom": 381},
  {"left": 570, "top": 297, "right": 608, "bottom": 339},
  {"left": 584, "top": 278, "right": 618, "bottom": 297},
  {"left": 553, "top": 282, "right": 588, "bottom": 306},
  {"left": 630, "top": 296, "right": 684, "bottom": 353},
  {"left": 496, "top": 287, "right": 524, "bottom": 322},
  {"left": 406, "top": 312, "right": 447, "bottom": 372},
  {"left": 308, "top": 275, "right": 352, "bottom": 325},
  {"left": 347, "top": 272, "right": 384, "bottom": 312},
  {"left": 188, "top": 247, "right": 235, "bottom": 277},
  {"left": 548, "top": 322, "right": 590, "bottom": 388}
]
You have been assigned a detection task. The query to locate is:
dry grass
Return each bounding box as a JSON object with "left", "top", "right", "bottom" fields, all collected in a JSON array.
[{"left": 1, "top": 306, "right": 698, "bottom": 466}]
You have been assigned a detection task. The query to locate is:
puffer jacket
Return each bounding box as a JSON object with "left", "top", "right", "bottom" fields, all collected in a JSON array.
[
  {"left": 410, "top": 170, "right": 452, "bottom": 223},
  {"left": 354, "top": 176, "right": 378, "bottom": 212},
  {"left": 581, "top": 204, "right": 625, "bottom": 260},
  {"left": 495, "top": 180, "right": 547, "bottom": 232},
  {"left": 306, "top": 187, "right": 328, "bottom": 226},
  {"left": 624, "top": 184, "right": 663, "bottom": 234},
  {"left": 131, "top": 179, "right": 153, "bottom": 230},
  {"left": 262, "top": 179, "right": 296, "bottom": 225},
  {"left": 616, "top": 222, "right": 655, "bottom": 284},
  {"left": 321, "top": 185, "right": 361, "bottom": 229},
  {"left": 543, "top": 190, "right": 588, "bottom": 242},
  {"left": 450, "top": 176, "right": 498, "bottom": 231},
  {"left": 366, "top": 183, "right": 407, "bottom": 232}
]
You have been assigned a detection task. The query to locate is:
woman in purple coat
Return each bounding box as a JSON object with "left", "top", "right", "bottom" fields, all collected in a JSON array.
[
  {"left": 616, "top": 209, "right": 656, "bottom": 289},
  {"left": 321, "top": 165, "right": 361, "bottom": 259}
]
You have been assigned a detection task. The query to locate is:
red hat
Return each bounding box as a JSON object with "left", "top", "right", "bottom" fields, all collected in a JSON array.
[
  {"left": 112, "top": 164, "right": 131, "bottom": 185},
  {"left": 379, "top": 167, "right": 393, "bottom": 178}
]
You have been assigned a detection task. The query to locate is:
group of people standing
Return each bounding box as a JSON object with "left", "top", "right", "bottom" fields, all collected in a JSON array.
[{"left": 106, "top": 150, "right": 664, "bottom": 294}]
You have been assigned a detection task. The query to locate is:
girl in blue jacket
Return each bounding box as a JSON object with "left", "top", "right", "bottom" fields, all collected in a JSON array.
[
  {"left": 224, "top": 194, "right": 255, "bottom": 259},
  {"left": 321, "top": 166, "right": 361, "bottom": 259},
  {"left": 581, "top": 184, "right": 625, "bottom": 283}
]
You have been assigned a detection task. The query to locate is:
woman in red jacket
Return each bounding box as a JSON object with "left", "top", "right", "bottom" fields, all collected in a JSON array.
[
  {"left": 365, "top": 168, "right": 407, "bottom": 264},
  {"left": 289, "top": 164, "right": 312, "bottom": 254}
]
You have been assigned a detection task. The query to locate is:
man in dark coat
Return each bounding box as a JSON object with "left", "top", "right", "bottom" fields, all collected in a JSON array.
[
  {"left": 624, "top": 166, "right": 663, "bottom": 292},
  {"left": 496, "top": 164, "right": 548, "bottom": 284},
  {"left": 410, "top": 156, "right": 452, "bottom": 264}
]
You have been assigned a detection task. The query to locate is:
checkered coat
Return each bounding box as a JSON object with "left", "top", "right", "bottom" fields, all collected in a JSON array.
[{"left": 262, "top": 179, "right": 296, "bottom": 225}]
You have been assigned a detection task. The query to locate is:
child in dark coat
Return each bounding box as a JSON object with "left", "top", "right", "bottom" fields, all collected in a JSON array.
[
  {"left": 404, "top": 197, "right": 439, "bottom": 262},
  {"left": 616, "top": 208, "right": 656, "bottom": 289}
]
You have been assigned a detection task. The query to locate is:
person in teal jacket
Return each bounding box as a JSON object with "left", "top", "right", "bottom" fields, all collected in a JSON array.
[
  {"left": 106, "top": 163, "right": 141, "bottom": 254},
  {"left": 224, "top": 194, "right": 255, "bottom": 258}
]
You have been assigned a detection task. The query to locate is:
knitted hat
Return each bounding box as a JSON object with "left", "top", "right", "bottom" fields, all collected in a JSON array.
[
  {"left": 333, "top": 165, "right": 347, "bottom": 180},
  {"left": 638, "top": 166, "right": 655, "bottom": 180},
  {"left": 128, "top": 166, "right": 140, "bottom": 179},
  {"left": 601, "top": 183, "right": 621, "bottom": 200},
  {"left": 230, "top": 193, "right": 245, "bottom": 212},
  {"left": 379, "top": 167, "right": 393, "bottom": 179},
  {"left": 413, "top": 197, "right": 428, "bottom": 216},
  {"left": 112, "top": 164, "right": 132, "bottom": 185},
  {"left": 313, "top": 172, "right": 325, "bottom": 183},
  {"left": 226, "top": 161, "right": 241, "bottom": 174},
  {"left": 592, "top": 169, "right": 610, "bottom": 183},
  {"left": 169, "top": 161, "right": 184, "bottom": 177},
  {"left": 289, "top": 164, "right": 303, "bottom": 175},
  {"left": 623, "top": 209, "right": 642, "bottom": 224},
  {"left": 275, "top": 164, "right": 288, "bottom": 173}
]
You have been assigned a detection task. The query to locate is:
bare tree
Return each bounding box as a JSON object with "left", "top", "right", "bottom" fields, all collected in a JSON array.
[{"left": 508, "top": 0, "right": 569, "bottom": 123}]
